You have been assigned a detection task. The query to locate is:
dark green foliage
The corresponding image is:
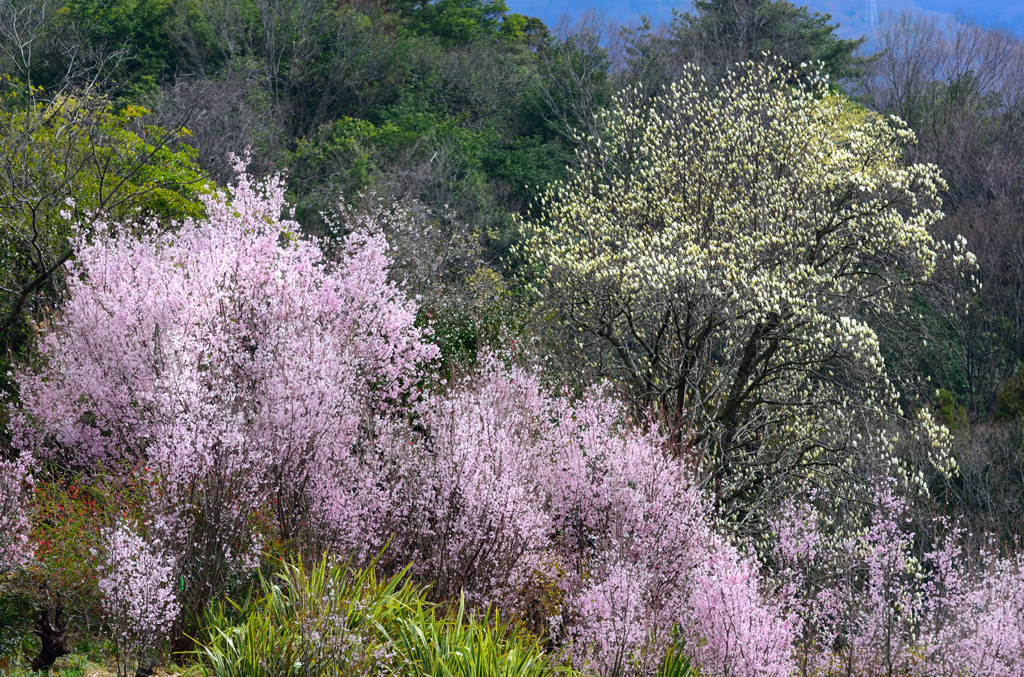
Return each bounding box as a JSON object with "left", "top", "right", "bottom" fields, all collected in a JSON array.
[
  {"left": 934, "top": 389, "right": 969, "bottom": 431},
  {"left": 394, "top": 0, "right": 509, "bottom": 46},
  {"left": 671, "top": 0, "right": 866, "bottom": 81},
  {"left": 64, "top": 0, "right": 178, "bottom": 77},
  {"left": 997, "top": 371, "right": 1024, "bottom": 420},
  {"left": 481, "top": 134, "right": 566, "bottom": 210},
  {"left": 389, "top": 0, "right": 546, "bottom": 48},
  {"left": 0, "top": 591, "right": 35, "bottom": 665}
]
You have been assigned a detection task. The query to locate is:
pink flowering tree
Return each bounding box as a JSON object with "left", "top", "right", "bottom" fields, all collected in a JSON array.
[
  {"left": 98, "top": 524, "right": 181, "bottom": 677},
  {"left": 919, "top": 534, "right": 1024, "bottom": 677},
  {"left": 542, "top": 385, "right": 794, "bottom": 677},
  {"left": 950, "top": 555, "right": 1024, "bottom": 676},
  {"left": 10, "top": 161, "right": 437, "bottom": 624},
  {"left": 372, "top": 354, "right": 795, "bottom": 677},
  {"left": 771, "top": 487, "right": 1024, "bottom": 677},
  {"left": 369, "top": 358, "right": 555, "bottom": 606},
  {"left": 772, "top": 489, "right": 930, "bottom": 676},
  {"left": 16, "top": 159, "right": 1021, "bottom": 677},
  {"left": 0, "top": 452, "right": 32, "bottom": 570}
]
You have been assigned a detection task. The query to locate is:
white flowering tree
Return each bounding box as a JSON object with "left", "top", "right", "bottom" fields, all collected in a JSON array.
[{"left": 524, "top": 60, "right": 970, "bottom": 519}]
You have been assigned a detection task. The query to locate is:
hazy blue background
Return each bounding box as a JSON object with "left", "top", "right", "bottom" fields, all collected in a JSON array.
[{"left": 505, "top": 1, "right": 1024, "bottom": 41}]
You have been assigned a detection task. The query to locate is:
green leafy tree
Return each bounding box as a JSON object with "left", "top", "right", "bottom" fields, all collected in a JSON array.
[
  {"left": 0, "top": 93, "right": 209, "bottom": 358},
  {"left": 64, "top": 0, "right": 178, "bottom": 77},
  {"left": 393, "top": 0, "right": 510, "bottom": 46},
  {"left": 667, "top": 0, "right": 866, "bottom": 83}
]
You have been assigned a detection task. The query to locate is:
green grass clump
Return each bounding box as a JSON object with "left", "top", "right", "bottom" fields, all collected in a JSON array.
[
  {"left": 391, "top": 597, "right": 559, "bottom": 677},
  {"left": 192, "top": 556, "right": 570, "bottom": 677},
  {"left": 656, "top": 645, "right": 697, "bottom": 677}
]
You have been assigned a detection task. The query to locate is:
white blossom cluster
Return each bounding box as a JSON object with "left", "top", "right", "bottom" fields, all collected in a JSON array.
[{"left": 523, "top": 59, "right": 969, "bottom": 520}]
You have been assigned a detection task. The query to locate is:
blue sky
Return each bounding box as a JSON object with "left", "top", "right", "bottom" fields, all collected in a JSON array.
[{"left": 505, "top": 1, "right": 1024, "bottom": 41}]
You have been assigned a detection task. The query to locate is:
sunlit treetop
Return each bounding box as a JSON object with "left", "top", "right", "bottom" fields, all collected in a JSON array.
[{"left": 523, "top": 59, "right": 974, "bottom": 521}]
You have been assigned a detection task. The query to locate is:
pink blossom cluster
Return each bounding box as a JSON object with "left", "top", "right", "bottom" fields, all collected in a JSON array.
[
  {"left": 772, "top": 487, "right": 1024, "bottom": 677},
  {"left": 11, "top": 199, "right": 796, "bottom": 673},
  {"left": 371, "top": 358, "right": 554, "bottom": 605},
  {"left": 540, "top": 383, "right": 794, "bottom": 677},
  {"left": 371, "top": 355, "right": 795, "bottom": 677},
  {"left": 10, "top": 161, "right": 436, "bottom": 614},
  {"left": 98, "top": 524, "right": 180, "bottom": 674},
  {"left": 773, "top": 490, "right": 931, "bottom": 676},
  {"left": 0, "top": 453, "right": 32, "bottom": 569},
  {"left": 919, "top": 532, "right": 1024, "bottom": 677}
]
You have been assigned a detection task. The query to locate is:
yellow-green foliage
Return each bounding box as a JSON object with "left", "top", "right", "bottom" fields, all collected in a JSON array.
[
  {"left": 0, "top": 90, "right": 210, "bottom": 351},
  {"left": 0, "top": 96, "right": 209, "bottom": 223},
  {"left": 933, "top": 388, "right": 969, "bottom": 431}
]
